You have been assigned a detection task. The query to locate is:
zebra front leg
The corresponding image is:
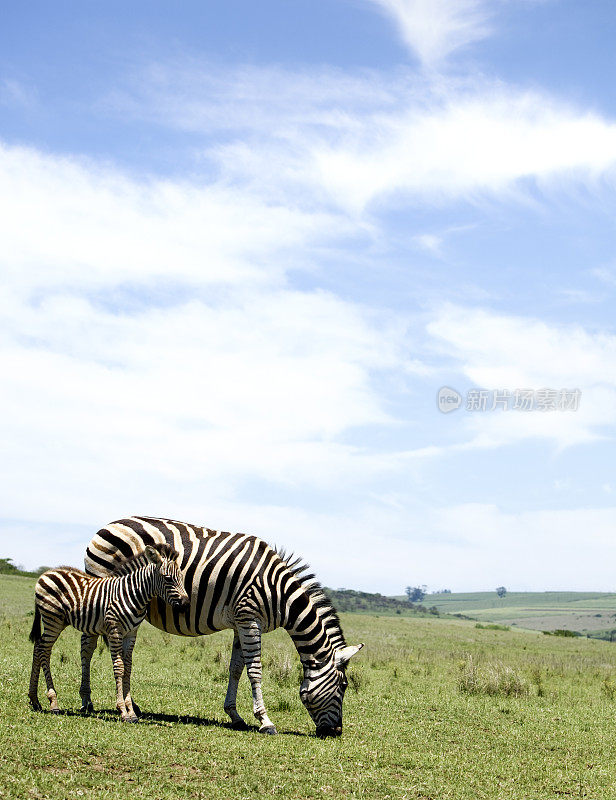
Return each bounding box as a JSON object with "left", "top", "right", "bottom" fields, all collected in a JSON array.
[
  {"left": 79, "top": 633, "right": 98, "bottom": 713},
  {"left": 107, "top": 629, "right": 136, "bottom": 722},
  {"left": 224, "top": 632, "right": 248, "bottom": 729},
  {"left": 237, "top": 621, "right": 277, "bottom": 734},
  {"left": 121, "top": 634, "right": 138, "bottom": 721}
]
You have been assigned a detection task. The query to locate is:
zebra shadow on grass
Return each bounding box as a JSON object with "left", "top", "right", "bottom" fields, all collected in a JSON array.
[{"left": 40, "top": 708, "right": 308, "bottom": 736}]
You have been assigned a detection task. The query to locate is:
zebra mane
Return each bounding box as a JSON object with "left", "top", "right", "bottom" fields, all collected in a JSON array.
[
  {"left": 275, "top": 547, "right": 346, "bottom": 648},
  {"left": 110, "top": 542, "right": 179, "bottom": 576},
  {"left": 151, "top": 543, "right": 180, "bottom": 562},
  {"left": 56, "top": 566, "right": 89, "bottom": 577}
]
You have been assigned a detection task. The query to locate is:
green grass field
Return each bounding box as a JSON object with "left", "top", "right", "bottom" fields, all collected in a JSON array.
[
  {"left": 420, "top": 592, "right": 616, "bottom": 635},
  {"left": 5, "top": 574, "right": 616, "bottom": 799}
]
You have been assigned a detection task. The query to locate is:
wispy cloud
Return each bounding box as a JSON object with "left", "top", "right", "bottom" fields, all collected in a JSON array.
[
  {"left": 427, "top": 304, "right": 616, "bottom": 448},
  {"left": 423, "top": 503, "right": 616, "bottom": 591},
  {"left": 0, "top": 142, "right": 351, "bottom": 292},
  {"left": 311, "top": 86, "right": 616, "bottom": 211},
  {"left": 592, "top": 266, "right": 616, "bottom": 287},
  {"left": 109, "top": 64, "right": 616, "bottom": 214},
  {"left": 0, "top": 78, "right": 36, "bottom": 109},
  {"left": 413, "top": 233, "right": 444, "bottom": 256},
  {"left": 367, "top": 0, "right": 493, "bottom": 67}
]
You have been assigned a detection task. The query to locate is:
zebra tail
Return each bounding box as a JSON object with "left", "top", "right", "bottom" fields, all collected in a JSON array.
[{"left": 29, "top": 606, "right": 42, "bottom": 643}]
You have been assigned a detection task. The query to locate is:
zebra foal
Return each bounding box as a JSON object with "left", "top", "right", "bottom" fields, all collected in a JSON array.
[{"left": 29, "top": 543, "right": 189, "bottom": 721}]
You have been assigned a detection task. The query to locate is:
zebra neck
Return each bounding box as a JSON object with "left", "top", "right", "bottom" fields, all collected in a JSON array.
[
  {"left": 115, "top": 565, "right": 155, "bottom": 616},
  {"left": 284, "top": 584, "right": 345, "bottom": 663}
]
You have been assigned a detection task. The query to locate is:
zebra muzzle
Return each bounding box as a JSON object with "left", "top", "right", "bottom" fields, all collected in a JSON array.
[{"left": 316, "top": 725, "right": 343, "bottom": 738}]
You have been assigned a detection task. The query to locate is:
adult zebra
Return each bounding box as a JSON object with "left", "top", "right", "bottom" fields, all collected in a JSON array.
[{"left": 83, "top": 516, "right": 363, "bottom": 737}]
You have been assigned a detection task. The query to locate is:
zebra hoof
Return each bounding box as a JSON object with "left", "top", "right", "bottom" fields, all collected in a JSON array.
[
  {"left": 259, "top": 725, "right": 277, "bottom": 735},
  {"left": 122, "top": 715, "right": 140, "bottom": 723},
  {"left": 30, "top": 700, "right": 42, "bottom": 712},
  {"left": 51, "top": 708, "right": 61, "bottom": 715},
  {"left": 231, "top": 720, "right": 249, "bottom": 731},
  {"left": 80, "top": 702, "right": 94, "bottom": 714}
]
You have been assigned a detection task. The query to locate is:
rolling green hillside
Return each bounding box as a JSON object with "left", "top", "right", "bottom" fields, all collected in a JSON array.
[
  {"left": 419, "top": 591, "right": 616, "bottom": 636},
  {"left": 325, "top": 587, "right": 439, "bottom": 616}
]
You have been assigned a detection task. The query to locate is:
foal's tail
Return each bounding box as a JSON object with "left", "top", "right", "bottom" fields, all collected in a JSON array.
[{"left": 29, "top": 606, "right": 42, "bottom": 644}]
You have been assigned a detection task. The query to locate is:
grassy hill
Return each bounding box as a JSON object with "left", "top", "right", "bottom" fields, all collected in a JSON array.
[
  {"left": 6, "top": 573, "right": 616, "bottom": 798},
  {"left": 418, "top": 590, "right": 616, "bottom": 638},
  {"left": 325, "top": 587, "right": 439, "bottom": 616}
]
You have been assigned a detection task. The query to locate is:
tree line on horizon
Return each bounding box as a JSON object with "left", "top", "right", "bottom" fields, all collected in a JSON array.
[{"left": 0, "top": 558, "right": 49, "bottom": 578}]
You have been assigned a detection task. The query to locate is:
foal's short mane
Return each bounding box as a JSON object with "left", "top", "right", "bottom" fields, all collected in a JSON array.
[
  {"left": 151, "top": 543, "right": 179, "bottom": 561},
  {"left": 110, "top": 542, "right": 179, "bottom": 576}
]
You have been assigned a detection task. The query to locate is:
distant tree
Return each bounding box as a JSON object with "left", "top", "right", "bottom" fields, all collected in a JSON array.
[
  {"left": 405, "top": 585, "right": 427, "bottom": 603},
  {"left": 0, "top": 558, "right": 20, "bottom": 575},
  {"left": 496, "top": 586, "right": 507, "bottom": 598},
  {"left": 435, "top": 589, "right": 452, "bottom": 594}
]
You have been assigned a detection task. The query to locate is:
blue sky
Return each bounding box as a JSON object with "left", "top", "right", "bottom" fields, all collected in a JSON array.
[{"left": 1, "top": 1, "right": 615, "bottom": 592}]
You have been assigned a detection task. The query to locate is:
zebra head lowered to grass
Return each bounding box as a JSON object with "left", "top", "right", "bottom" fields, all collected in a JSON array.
[
  {"left": 29, "top": 542, "right": 189, "bottom": 721},
  {"left": 83, "top": 516, "right": 364, "bottom": 736}
]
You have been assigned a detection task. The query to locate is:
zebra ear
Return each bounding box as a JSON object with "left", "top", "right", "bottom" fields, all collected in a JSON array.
[
  {"left": 334, "top": 643, "right": 364, "bottom": 669},
  {"left": 144, "top": 545, "right": 162, "bottom": 564}
]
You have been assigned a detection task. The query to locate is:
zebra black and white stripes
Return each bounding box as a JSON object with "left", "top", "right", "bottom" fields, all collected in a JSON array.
[
  {"left": 83, "top": 516, "right": 363, "bottom": 736},
  {"left": 29, "top": 543, "right": 189, "bottom": 720}
]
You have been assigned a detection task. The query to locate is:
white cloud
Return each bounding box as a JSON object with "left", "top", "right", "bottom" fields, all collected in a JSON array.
[
  {"left": 0, "top": 288, "right": 405, "bottom": 519},
  {"left": 427, "top": 304, "right": 616, "bottom": 448},
  {"left": 0, "top": 142, "right": 348, "bottom": 293},
  {"left": 312, "top": 87, "right": 616, "bottom": 211},
  {"left": 422, "top": 503, "right": 616, "bottom": 591},
  {"left": 101, "top": 60, "right": 616, "bottom": 217},
  {"left": 368, "top": 0, "right": 492, "bottom": 67},
  {"left": 104, "top": 61, "right": 397, "bottom": 136},
  {"left": 303, "top": 500, "right": 616, "bottom": 593},
  {"left": 0, "top": 141, "right": 414, "bottom": 538}
]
